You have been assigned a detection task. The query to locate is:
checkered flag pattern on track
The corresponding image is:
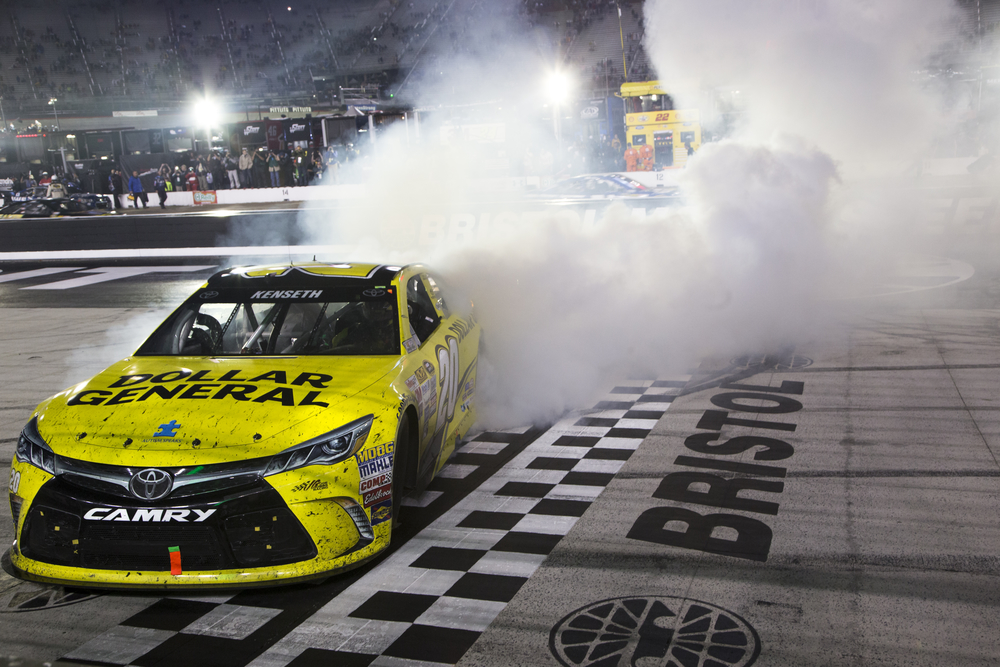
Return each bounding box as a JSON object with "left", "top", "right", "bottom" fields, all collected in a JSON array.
[{"left": 60, "top": 378, "right": 689, "bottom": 667}]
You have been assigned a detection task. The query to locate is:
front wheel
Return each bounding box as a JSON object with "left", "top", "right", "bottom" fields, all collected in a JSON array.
[{"left": 391, "top": 412, "right": 410, "bottom": 531}]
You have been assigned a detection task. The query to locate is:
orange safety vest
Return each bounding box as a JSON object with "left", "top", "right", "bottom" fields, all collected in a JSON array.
[
  {"left": 624, "top": 147, "right": 639, "bottom": 171},
  {"left": 639, "top": 144, "right": 654, "bottom": 171}
]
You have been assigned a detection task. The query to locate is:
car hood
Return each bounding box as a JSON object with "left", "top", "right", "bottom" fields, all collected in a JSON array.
[{"left": 36, "top": 355, "right": 402, "bottom": 463}]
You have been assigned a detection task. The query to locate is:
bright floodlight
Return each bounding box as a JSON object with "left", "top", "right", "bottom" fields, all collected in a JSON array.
[
  {"left": 548, "top": 71, "right": 572, "bottom": 104},
  {"left": 192, "top": 97, "right": 221, "bottom": 128}
]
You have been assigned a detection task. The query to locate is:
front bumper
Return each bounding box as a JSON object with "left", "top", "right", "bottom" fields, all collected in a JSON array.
[{"left": 8, "top": 475, "right": 386, "bottom": 589}]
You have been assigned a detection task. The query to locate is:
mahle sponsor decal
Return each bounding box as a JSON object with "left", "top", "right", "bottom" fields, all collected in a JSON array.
[
  {"left": 356, "top": 443, "right": 393, "bottom": 480},
  {"left": 82, "top": 508, "right": 216, "bottom": 522}
]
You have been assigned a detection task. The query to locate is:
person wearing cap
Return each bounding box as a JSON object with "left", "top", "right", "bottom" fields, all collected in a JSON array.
[
  {"left": 238, "top": 148, "right": 252, "bottom": 188},
  {"left": 224, "top": 151, "right": 239, "bottom": 189}
]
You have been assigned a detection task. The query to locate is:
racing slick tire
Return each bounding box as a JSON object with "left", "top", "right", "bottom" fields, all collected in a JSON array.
[{"left": 391, "top": 412, "right": 411, "bottom": 531}]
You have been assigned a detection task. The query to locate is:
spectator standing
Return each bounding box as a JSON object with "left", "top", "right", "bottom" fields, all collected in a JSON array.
[
  {"left": 238, "top": 148, "right": 252, "bottom": 188},
  {"left": 186, "top": 168, "right": 199, "bottom": 191},
  {"left": 267, "top": 150, "right": 280, "bottom": 187},
  {"left": 224, "top": 151, "right": 239, "bottom": 189},
  {"left": 196, "top": 158, "right": 208, "bottom": 190},
  {"left": 172, "top": 167, "right": 184, "bottom": 192},
  {"left": 128, "top": 170, "right": 148, "bottom": 209},
  {"left": 108, "top": 169, "right": 122, "bottom": 205},
  {"left": 209, "top": 152, "right": 224, "bottom": 189},
  {"left": 153, "top": 170, "right": 168, "bottom": 209},
  {"left": 252, "top": 149, "right": 268, "bottom": 188},
  {"left": 280, "top": 150, "right": 293, "bottom": 187},
  {"left": 292, "top": 147, "right": 307, "bottom": 186}
]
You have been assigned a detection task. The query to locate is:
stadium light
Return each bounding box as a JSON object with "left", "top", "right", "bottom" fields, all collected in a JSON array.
[
  {"left": 192, "top": 97, "right": 222, "bottom": 152},
  {"left": 48, "top": 97, "right": 59, "bottom": 130},
  {"left": 547, "top": 71, "right": 573, "bottom": 104}
]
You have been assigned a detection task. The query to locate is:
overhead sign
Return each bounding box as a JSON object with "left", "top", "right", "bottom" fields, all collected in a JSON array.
[
  {"left": 270, "top": 106, "right": 312, "bottom": 114},
  {"left": 112, "top": 110, "right": 159, "bottom": 118}
]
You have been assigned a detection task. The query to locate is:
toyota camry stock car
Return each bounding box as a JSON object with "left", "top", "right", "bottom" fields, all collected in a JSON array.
[{"left": 5, "top": 262, "right": 480, "bottom": 588}]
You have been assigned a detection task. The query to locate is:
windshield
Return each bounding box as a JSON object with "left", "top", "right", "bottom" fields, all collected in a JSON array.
[{"left": 137, "top": 294, "right": 401, "bottom": 356}]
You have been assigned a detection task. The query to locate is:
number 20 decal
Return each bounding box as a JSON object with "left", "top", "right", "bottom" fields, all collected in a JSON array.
[
  {"left": 9, "top": 468, "right": 20, "bottom": 494},
  {"left": 436, "top": 336, "right": 460, "bottom": 428}
]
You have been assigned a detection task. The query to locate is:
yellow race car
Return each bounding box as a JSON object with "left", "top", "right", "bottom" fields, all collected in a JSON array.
[{"left": 5, "top": 262, "right": 479, "bottom": 589}]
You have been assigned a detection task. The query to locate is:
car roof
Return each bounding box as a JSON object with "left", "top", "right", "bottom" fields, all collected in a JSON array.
[{"left": 203, "top": 262, "right": 412, "bottom": 291}]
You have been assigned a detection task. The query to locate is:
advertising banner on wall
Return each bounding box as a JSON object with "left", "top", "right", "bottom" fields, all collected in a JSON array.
[
  {"left": 193, "top": 191, "right": 217, "bottom": 205},
  {"left": 577, "top": 99, "right": 607, "bottom": 121},
  {"left": 284, "top": 118, "right": 309, "bottom": 143},
  {"left": 237, "top": 122, "right": 266, "bottom": 148}
]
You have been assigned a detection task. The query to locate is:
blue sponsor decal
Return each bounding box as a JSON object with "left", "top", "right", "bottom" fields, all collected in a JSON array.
[
  {"left": 153, "top": 420, "right": 182, "bottom": 437},
  {"left": 370, "top": 498, "right": 393, "bottom": 525}
]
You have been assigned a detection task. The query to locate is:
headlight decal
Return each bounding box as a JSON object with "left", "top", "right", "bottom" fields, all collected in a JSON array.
[
  {"left": 15, "top": 418, "right": 56, "bottom": 475},
  {"left": 264, "top": 415, "right": 373, "bottom": 477}
]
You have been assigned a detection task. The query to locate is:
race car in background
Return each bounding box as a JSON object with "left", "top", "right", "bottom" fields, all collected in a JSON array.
[
  {"left": 530, "top": 174, "right": 682, "bottom": 203},
  {"left": 6, "top": 262, "right": 480, "bottom": 588},
  {"left": 0, "top": 196, "right": 117, "bottom": 219}
]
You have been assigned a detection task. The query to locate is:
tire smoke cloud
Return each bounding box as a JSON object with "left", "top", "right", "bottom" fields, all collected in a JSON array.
[{"left": 298, "top": 0, "right": 966, "bottom": 428}]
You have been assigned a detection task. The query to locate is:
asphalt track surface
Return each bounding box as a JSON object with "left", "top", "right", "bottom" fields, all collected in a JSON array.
[{"left": 2, "top": 187, "right": 1000, "bottom": 666}]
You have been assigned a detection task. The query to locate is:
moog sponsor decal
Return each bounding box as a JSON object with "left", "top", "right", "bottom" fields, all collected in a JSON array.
[
  {"left": 356, "top": 442, "right": 394, "bottom": 508},
  {"left": 627, "top": 379, "right": 803, "bottom": 562}
]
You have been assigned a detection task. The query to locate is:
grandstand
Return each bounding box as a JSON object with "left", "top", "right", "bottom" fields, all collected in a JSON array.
[
  {"left": 0, "top": 0, "right": 994, "bottom": 171},
  {"left": 0, "top": 0, "right": 993, "bottom": 120},
  {"left": 0, "top": 0, "right": 652, "bottom": 122}
]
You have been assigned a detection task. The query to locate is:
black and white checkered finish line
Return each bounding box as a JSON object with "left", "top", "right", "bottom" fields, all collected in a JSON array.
[{"left": 61, "top": 378, "right": 687, "bottom": 667}]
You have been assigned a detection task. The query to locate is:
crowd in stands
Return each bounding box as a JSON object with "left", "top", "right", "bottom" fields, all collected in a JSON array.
[{"left": 0, "top": 0, "right": 650, "bottom": 114}]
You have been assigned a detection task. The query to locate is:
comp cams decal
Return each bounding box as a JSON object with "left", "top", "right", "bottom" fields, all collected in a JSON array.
[
  {"left": 356, "top": 442, "right": 394, "bottom": 519},
  {"left": 66, "top": 369, "right": 334, "bottom": 408},
  {"left": 627, "top": 379, "right": 803, "bottom": 562}
]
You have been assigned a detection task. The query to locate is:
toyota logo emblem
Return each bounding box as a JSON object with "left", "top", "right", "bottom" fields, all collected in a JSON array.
[{"left": 129, "top": 468, "right": 174, "bottom": 501}]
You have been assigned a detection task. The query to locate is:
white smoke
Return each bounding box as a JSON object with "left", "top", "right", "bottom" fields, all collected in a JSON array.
[{"left": 298, "top": 0, "right": 966, "bottom": 428}]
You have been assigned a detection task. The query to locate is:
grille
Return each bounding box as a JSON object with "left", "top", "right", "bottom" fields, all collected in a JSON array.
[
  {"left": 55, "top": 455, "right": 269, "bottom": 501},
  {"left": 20, "top": 483, "right": 318, "bottom": 572},
  {"left": 80, "top": 524, "right": 226, "bottom": 571}
]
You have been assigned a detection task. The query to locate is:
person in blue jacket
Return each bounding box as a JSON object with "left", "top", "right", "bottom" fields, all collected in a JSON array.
[{"left": 128, "top": 170, "right": 148, "bottom": 209}]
